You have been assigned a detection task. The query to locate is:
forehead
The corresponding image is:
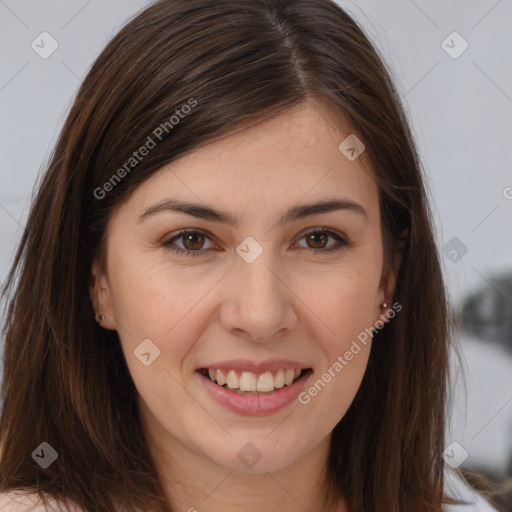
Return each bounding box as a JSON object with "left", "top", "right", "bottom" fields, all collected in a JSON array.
[
  {"left": 117, "top": 100, "right": 380, "bottom": 225},
  {"left": 176, "top": 100, "right": 367, "bottom": 176}
]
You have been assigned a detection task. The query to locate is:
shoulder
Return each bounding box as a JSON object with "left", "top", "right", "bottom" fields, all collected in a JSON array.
[
  {"left": 0, "top": 490, "right": 84, "bottom": 511},
  {"left": 444, "top": 469, "right": 499, "bottom": 512},
  {"left": 0, "top": 491, "right": 48, "bottom": 511}
]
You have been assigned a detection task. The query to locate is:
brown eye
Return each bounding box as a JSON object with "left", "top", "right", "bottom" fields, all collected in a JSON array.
[
  {"left": 182, "top": 231, "right": 205, "bottom": 250},
  {"left": 162, "top": 228, "right": 350, "bottom": 258},
  {"left": 305, "top": 232, "right": 329, "bottom": 249},
  {"left": 296, "top": 229, "right": 349, "bottom": 254},
  {"left": 162, "top": 229, "right": 216, "bottom": 257}
]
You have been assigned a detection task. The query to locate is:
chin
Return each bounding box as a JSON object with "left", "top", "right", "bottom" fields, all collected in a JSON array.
[{"left": 196, "top": 430, "right": 310, "bottom": 473}]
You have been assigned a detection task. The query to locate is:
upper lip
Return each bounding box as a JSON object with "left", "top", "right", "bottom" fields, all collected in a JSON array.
[{"left": 197, "top": 359, "right": 311, "bottom": 374}]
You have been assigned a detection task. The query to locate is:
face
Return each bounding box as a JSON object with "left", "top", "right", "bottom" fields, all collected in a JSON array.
[{"left": 91, "top": 100, "right": 397, "bottom": 475}]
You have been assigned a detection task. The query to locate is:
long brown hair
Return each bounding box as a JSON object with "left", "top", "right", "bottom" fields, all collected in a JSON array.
[{"left": 1, "top": 1, "right": 454, "bottom": 510}]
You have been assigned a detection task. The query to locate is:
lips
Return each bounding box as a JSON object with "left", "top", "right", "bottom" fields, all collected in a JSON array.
[{"left": 195, "top": 360, "right": 312, "bottom": 415}]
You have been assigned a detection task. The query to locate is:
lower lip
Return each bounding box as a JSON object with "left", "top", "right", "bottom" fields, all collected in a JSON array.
[{"left": 197, "top": 370, "right": 312, "bottom": 416}]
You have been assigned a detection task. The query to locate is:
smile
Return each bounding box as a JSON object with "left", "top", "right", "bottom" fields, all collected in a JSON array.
[
  {"left": 196, "top": 362, "right": 313, "bottom": 415},
  {"left": 199, "top": 367, "right": 306, "bottom": 394}
]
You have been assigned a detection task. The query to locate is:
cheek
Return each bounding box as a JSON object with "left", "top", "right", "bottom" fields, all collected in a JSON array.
[
  {"left": 298, "top": 278, "right": 375, "bottom": 437},
  {"left": 107, "top": 248, "right": 207, "bottom": 338},
  {"left": 299, "top": 347, "right": 371, "bottom": 443},
  {"left": 293, "top": 258, "right": 379, "bottom": 426},
  {"left": 298, "top": 259, "right": 381, "bottom": 349},
  {"left": 108, "top": 255, "right": 202, "bottom": 438},
  {"left": 105, "top": 252, "right": 212, "bottom": 398}
]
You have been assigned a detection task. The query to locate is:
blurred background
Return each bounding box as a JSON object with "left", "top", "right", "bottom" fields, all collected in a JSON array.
[{"left": 1, "top": 0, "right": 511, "bottom": 510}]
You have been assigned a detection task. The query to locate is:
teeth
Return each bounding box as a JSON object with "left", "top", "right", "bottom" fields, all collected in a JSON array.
[
  {"left": 274, "top": 369, "right": 285, "bottom": 388},
  {"left": 216, "top": 369, "right": 226, "bottom": 386},
  {"left": 226, "top": 370, "right": 239, "bottom": 389},
  {"left": 257, "top": 371, "right": 274, "bottom": 392},
  {"left": 204, "top": 367, "right": 305, "bottom": 392},
  {"left": 239, "top": 371, "right": 257, "bottom": 391}
]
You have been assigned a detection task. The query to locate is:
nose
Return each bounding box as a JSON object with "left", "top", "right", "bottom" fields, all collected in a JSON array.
[{"left": 219, "top": 248, "right": 298, "bottom": 343}]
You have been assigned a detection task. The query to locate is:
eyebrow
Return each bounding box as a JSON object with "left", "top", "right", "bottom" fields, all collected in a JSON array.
[{"left": 137, "top": 197, "right": 368, "bottom": 226}]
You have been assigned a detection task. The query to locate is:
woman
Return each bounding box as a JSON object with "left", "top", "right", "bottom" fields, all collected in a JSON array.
[{"left": 0, "top": 0, "right": 500, "bottom": 511}]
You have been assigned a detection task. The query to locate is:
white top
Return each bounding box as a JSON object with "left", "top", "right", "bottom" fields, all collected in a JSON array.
[
  {"left": 0, "top": 491, "right": 80, "bottom": 511},
  {"left": 0, "top": 470, "right": 499, "bottom": 511},
  {"left": 444, "top": 470, "right": 499, "bottom": 512}
]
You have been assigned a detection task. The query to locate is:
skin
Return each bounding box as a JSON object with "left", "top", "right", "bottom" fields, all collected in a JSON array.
[{"left": 90, "top": 99, "right": 399, "bottom": 512}]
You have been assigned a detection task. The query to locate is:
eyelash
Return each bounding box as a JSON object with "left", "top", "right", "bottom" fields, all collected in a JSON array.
[{"left": 161, "top": 228, "right": 351, "bottom": 258}]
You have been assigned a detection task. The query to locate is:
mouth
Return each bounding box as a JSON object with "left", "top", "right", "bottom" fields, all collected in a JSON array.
[
  {"left": 197, "top": 367, "right": 311, "bottom": 395},
  {"left": 195, "top": 359, "right": 313, "bottom": 415}
]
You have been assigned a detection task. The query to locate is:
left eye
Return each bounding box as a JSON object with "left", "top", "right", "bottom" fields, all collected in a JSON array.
[
  {"left": 294, "top": 229, "right": 348, "bottom": 252},
  {"left": 162, "top": 228, "right": 349, "bottom": 257}
]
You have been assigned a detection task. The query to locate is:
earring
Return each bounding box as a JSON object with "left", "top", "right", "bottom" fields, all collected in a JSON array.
[
  {"left": 96, "top": 313, "right": 105, "bottom": 323},
  {"left": 380, "top": 302, "right": 388, "bottom": 309}
]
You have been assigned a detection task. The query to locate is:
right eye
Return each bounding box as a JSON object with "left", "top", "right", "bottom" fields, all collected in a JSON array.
[{"left": 162, "top": 229, "right": 218, "bottom": 257}]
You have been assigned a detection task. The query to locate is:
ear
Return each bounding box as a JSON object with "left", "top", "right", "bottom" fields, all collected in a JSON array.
[
  {"left": 374, "top": 229, "right": 406, "bottom": 323},
  {"left": 89, "top": 260, "right": 117, "bottom": 330}
]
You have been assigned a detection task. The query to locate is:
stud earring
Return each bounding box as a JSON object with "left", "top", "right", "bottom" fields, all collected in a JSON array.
[
  {"left": 96, "top": 314, "right": 105, "bottom": 323},
  {"left": 380, "top": 302, "right": 388, "bottom": 309}
]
